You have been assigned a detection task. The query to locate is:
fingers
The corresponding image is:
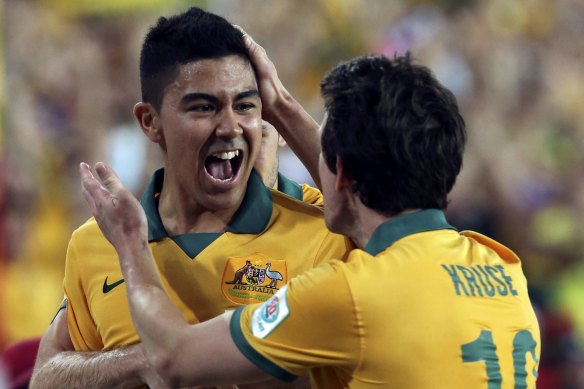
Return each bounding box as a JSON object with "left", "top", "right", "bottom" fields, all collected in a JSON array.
[
  {"left": 79, "top": 162, "right": 122, "bottom": 212},
  {"left": 232, "top": 24, "right": 255, "bottom": 52},
  {"left": 242, "top": 33, "right": 265, "bottom": 62},
  {"left": 80, "top": 162, "right": 99, "bottom": 211},
  {"left": 232, "top": 24, "right": 269, "bottom": 67},
  {"left": 232, "top": 24, "right": 248, "bottom": 41},
  {"left": 95, "top": 162, "right": 123, "bottom": 195}
]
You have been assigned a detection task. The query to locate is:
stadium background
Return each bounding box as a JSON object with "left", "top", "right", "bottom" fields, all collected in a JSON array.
[{"left": 1, "top": 0, "right": 583, "bottom": 387}]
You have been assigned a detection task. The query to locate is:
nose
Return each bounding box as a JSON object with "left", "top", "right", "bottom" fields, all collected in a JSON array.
[{"left": 215, "top": 108, "right": 243, "bottom": 139}]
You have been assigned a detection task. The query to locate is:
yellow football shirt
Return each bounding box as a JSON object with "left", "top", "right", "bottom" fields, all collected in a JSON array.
[
  {"left": 232, "top": 209, "right": 540, "bottom": 388},
  {"left": 277, "top": 172, "right": 323, "bottom": 206},
  {"left": 64, "top": 169, "right": 352, "bottom": 350}
]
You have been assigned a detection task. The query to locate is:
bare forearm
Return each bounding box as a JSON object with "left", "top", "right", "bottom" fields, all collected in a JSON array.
[
  {"left": 117, "top": 242, "right": 192, "bottom": 376},
  {"left": 31, "top": 346, "right": 146, "bottom": 389},
  {"left": 264, "top": 96, "right": 322, "bottom": 188}
]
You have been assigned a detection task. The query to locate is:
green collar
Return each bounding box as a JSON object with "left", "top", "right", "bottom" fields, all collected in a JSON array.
[
  {"left": 277, "top": 172, "right": 303, "bottom": 201},
  {"left": 140, "top": 168, "right": 273, "bottom": 257},
  {"left": 364, "top": 209, "right": 457, "bottom": 256}
]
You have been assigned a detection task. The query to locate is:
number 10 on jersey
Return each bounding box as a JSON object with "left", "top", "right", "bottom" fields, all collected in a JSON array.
[{"left": 461, "top": 329, "right": 538, "bottom": 388}]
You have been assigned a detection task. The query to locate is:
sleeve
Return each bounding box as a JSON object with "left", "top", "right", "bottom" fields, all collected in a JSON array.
[
  {"left": 230, "top": 261, "right": 360, "bottom": 380},
  {"left": 301, "top": 184, "right": 324, "bottom": 207},
  {"left": 63, "top": 231, "right": 104, "bottom": 351}
]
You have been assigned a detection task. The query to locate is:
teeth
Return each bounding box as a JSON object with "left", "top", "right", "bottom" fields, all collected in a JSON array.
[{"left": 212, "top": 150, "right": 239, "bottom": 160}]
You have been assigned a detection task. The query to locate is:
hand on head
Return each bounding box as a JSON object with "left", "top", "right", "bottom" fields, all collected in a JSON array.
[
  {"left": 235, "top": 26, "right": 289, "bottom": 126},
  {"left": 80, "top": 162, "right": 148, "bottom": 250}
]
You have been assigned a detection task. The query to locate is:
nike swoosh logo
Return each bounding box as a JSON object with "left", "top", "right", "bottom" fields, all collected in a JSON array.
[{"left": 102, "top": 276, "right": 125, "bottom": 294}]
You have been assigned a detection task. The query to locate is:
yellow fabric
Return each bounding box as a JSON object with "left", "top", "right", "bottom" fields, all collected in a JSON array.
[
  {"left": 64, "top": 190, "right": 353, "bottom": 351},
  {"left": 238, "top": 229, "right": 540, "bottom": 388},
  {"left": 301, "top": 184, "right": 324, "bottom": 206}
]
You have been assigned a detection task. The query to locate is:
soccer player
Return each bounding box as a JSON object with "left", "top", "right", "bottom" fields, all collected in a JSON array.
[
  {"left": 30, "top": 8, "right": 350, "bottom": 389},
  {"left": 78, "top": 36, "right": 541, "bottom": 387}
]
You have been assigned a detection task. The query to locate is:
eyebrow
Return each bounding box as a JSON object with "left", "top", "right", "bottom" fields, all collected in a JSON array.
[
  {"left": 180, "top": 90, "right": 260, "bottom": 105},
  {"left": 236, "top": 90, "right": 260, "bottom": 100}
]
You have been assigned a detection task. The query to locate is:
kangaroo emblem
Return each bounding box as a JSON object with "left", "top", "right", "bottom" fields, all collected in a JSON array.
[{"left": 225, "top": 260, "right": 252, "bottom": 284}]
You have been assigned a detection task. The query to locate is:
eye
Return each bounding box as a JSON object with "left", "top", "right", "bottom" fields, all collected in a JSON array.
[
  {"left": 235, "top": 102, "right": 256, "bottom": 112},
  {"left": 189, "top": 104, "right": 215, "bottom": 112}
]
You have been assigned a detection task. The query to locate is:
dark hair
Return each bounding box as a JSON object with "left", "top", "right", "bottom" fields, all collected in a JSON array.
[
  {"left": 140, "top": 7, "right": 251, "bottom": 110},
  {"left": 320, "top": 53, "right": 466, "bottom": 214}
]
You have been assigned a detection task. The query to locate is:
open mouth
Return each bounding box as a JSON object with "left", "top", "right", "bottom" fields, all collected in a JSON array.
[{"left": 204, "top": 150, "right": 244, "bottom": 182}]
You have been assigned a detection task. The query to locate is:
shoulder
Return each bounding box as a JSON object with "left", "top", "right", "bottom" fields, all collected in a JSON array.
[
  {"left": 269, "top": 189, "right": 354, "bottom": 257},
  {"left": 71, "top": 217, "right": 104, "bottom": 239},
  {"left": 270, "top": 188, "right": 325, "bottom": 219},
  {"left": 301, "top": 184, "right": 324, "bottom": 206},
  {"left": 287, "top": 258, "right": 352, "bottom": 297},
  {"left": 460, "top": 230, "right": 521, "bottom": 264},
  {"left": 69, "top": 217, "right": 113, "bottom": 252},
  {"left": 291, "top": 249, "right": 370, "bottom": 288}
]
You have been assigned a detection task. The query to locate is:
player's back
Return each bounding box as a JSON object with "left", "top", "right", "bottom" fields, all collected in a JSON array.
[
  {"left": 344, "top": 228, "right": 540, "bottom": 388},
  {"left": 232, "top": 209, "right": 539, "bottom": 388}
]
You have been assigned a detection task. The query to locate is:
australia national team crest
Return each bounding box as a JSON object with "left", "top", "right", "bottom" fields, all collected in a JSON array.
[{"left": 222, "top": 253, "right": 287, "bottom": 305}]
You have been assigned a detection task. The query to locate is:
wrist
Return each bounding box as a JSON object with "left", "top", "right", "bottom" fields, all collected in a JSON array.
[
  {"left": 116, "top": 239, "right": 154, "bottom": 279},
  {"left": 265, "top": 93, "right": 316, "bottom": 136},
  {"left": 133, "top": 344, "right": 152, "bottom": 384},
  {"left": 116, "top": 238, "right": 150, "bottom": 259}
]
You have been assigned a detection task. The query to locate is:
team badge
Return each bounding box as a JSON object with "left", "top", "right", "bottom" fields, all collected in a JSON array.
[
  {"left": 222, "top": 253, "right": 287, "bottom": 305},
  {"left": 251, "top": 285, "right": 290, "bottom": 338}
]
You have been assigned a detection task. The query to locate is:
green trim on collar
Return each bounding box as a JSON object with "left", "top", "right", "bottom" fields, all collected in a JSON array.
[
  {"left": 227, "top": 170, "right": 273, "bottom": 233},
  {"left": 229, "top": 307, "right": 297, "bottom": 382},
  {"left": 276, "top": 172, "right": 303, "bottom": 201},
  {"left": 140, "top": 168, "right": 166, "bottom": 242},
  {"left": 364, "top": 209, "right": 457, "bottom": 256},
  {"left": 139, "top": 168, "right": 273, "bottom": 257},
  {"left": 172, "top": 233, "right": 220, "bottom": 258}
]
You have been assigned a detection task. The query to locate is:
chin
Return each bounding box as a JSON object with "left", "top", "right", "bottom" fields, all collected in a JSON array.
[{"left": 207, "top": 189, "right": 245, "bottom": 211}]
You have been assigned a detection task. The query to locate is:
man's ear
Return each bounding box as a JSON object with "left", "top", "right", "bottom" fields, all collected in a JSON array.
[
  {"left": 133, "top": 102, "right": 162, "bottom": 143},
  {"left": 334, "top": 156, "right": 352, "bottom": 192}
]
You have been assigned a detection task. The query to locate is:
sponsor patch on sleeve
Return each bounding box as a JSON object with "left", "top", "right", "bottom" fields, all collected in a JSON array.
[{"left": 251, "top": 285, "right": 290, "bottom": 339}]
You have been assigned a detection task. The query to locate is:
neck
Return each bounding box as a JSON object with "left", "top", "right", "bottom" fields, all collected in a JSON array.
[
  {"left": 349, "top": 200, "right": 422, "bottom": 249},
  {"left": 350, "top": 205, "right": 388, "bottom": 249},
  {"left": 157, "top": 175, "right": 242, "bottom": 236}
]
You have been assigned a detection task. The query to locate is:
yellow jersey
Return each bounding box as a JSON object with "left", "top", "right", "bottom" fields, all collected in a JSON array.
[
  {"left": 277, "top": 172, "right": 323, "bottom": 206},
  {"left": 232, "top": 209, "right": 540, "bottom": 388},
  {"left": 64, "top": 169, "right": 352, "bottom": 350}
]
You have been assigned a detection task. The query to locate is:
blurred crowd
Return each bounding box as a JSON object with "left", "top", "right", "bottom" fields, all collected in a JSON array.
[{"left": 1, "top": 0, "right": 583, "bottom": 387}]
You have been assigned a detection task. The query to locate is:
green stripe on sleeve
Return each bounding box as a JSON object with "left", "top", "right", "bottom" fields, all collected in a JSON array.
[
  {"left": 50, "top": 299, "right": 68, "bottom": 324},
  {"left": 229, "top": 306, "right": 298, "bottom": 382}
]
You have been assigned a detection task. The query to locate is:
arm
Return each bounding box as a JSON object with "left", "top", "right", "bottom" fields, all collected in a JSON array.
[
  {"left": 241, "top": 32, "right": 322, "bottom": 188},
  {"left": 80, "top": 162, "right": 269, "bottom": 388},
  {"left": 30, "top": 308, "right": 162, "bottom": 389}
]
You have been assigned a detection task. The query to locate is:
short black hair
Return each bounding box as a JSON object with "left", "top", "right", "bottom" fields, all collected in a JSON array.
[
  {"left": 140, "top": 7, "right": 252, "bottom": 110},
  {"left": 320, "top": 53, "right": 466, "bottom": 214}
]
